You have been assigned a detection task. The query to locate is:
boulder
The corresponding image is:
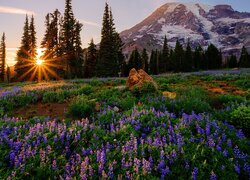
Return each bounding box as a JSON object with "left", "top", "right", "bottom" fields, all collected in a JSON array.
[{"left": 126, "top": 68, "right": 158, "bottom": 90}]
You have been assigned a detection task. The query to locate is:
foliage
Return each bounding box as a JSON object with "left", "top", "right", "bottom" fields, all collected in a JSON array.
[{"left": 68, "top": 95, "right": 95, "bottom": 118}]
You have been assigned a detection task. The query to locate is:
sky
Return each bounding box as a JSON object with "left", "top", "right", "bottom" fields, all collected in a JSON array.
[{"left": 0, "top": 0, "right": 250, "bottom": 66}]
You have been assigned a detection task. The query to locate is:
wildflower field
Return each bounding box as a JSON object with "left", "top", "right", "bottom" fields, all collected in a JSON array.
[{"left": 0, "top": 70, "right": 250, "bottom": 179}]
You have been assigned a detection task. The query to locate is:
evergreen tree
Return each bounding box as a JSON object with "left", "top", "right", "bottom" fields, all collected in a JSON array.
[
  {"left": 227, "top": 55, "right": 237, "bottom": 68},
  {"left": 149, "top": 50, "right": 159, "bottom": 75},
  {"left": 60, "top": 0, "right": 81, "bottom": 78},
  {"left": 193, "top": 45, "right": 203, "bottom": 70},
  {"left": 0, "top": 33, "right": 6, "bottom": 81},
  {"left": 205, "top": 44, "right": 221, "bottom": 69},
  {"left": 173, "top": 40, "right": 184, "bottom": 72},
  {"left": 15, "top": 15, "right": 32, "bottom": 81},
  {"left": 141, "top": 48, "right": 149, "bottom": 73},
  {"left": 127, "top": 48, "right": 142, "bottom": 71},
  {"left": 183, "top": 40, "right": 193, "bottom": 72},
  {"left": 239, "top": 46, "right": 250, "bottom": 68},
  {"left": 159, "top": 35, "right": 169, "bottom": 73},
  {"left": 96, "top": 3, "right": 123, "bottom": 77},
  {"left": 29, "top": 15, "right": 37, "bottom": 65},
  {"left": 7, "top": 66, "right": 10, "bottom": 83},
  {"left": 84, "top": 39, "right": 97, "bottom": 78}
]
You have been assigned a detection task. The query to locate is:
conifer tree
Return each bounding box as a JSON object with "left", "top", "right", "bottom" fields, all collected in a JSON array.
[
  {"left": 15, "top": 15, "right": 32, "bottom": 81},
  {"left": 7, "top": 66, "right": 10, "bottom": 83},
  {"left": 96, "top": 3, "right": 123, "bottom": 77},
  {"left": 0, "top": 33, "right": 6, "bottom": 81},
  {"left": 227, "top": 55, "right": 237, "bottom": 68},
  {"left": 193, "top": 45, "right": 203, "bottom": 70},
  {"left": 205, "top": 44, "right": 221, "bottom": 69},
  {"left": 141, "top": 48, "right": 149, "bottom": 73},
  {"left": 239, "top": 46, "right": 250, "bottom": 68},
  {"left": 159, "top": 36, "right": 169, "bottom": 73},
  {"left": 127, "top": 48, "right": 142, "bottom": 70},
  {"left": 29, "top": 15, "right": 37, "bottom": 65},
  {"left": 173, "top": 40, "right": 184, "bottom": 72},
  {"left": 183, "top": 40, "right": 193, "bottom": 72},
  {"left": 84, "top": 39, "right": 97, "bottom": 78},
  {"left": 149, "top": 50, "right": 159, "bottom": 75}
]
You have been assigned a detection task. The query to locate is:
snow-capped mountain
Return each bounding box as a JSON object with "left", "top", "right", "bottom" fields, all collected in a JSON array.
[{"left": 120, "top": 3, "right": 250, "bottom": 56}]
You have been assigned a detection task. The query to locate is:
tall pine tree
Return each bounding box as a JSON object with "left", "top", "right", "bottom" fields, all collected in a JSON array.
[
  {"left": 159, "top": 35, "right": 169, "bottom": 73},
  {"left": 15, "top": 15, "right": 32, "bottom": 81},
  {"left": 29, "top": 15, "right": 37, "bottom": 66},
  {"left": 141, "top": 48, "right": 149, "bottom": 73},
  {"left": 173, "top": 39, "right": 184, "bottom": 72},
  {"left": 0, "top": 33, "right": 6, "bottom": 82},
  {"left": 239, "top": 46, "right": 250, "bottom": 68},
  {"left": 127, "top": 48, "right": 142, "bottom": 70},
  {"left": 183, "top": 40, "right": 193, "bottom": 72},
  {"left": 96, "top": 3, "right": 123, "bottom": 77},
  {"left": 84, "top": 39, "right": 97, "bottom": 78}
]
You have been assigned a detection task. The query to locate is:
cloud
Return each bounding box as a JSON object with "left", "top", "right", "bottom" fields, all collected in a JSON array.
[
  {"left": 0, "top": 6, "right": 35, "bottom": 15},
  {"left": 79, "top": 19, "right": 101, "bottom": 27}
]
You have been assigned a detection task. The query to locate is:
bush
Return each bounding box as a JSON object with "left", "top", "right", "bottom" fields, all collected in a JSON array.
[
  {"left": 42, "top": 91, "right": 59, "bottom": 103},
  {"left": 218, "top": 94, "right": 246, "bottom": 105},
  {"left": 120, "top": 92, "right": 137, "bottom": 110},
  {"left": 77, "top": 85, "right": 94, "bottom": 95},
  {"left": 131, "top": 82, "right": 158, "bottom": 97},
  {"left": 68, "top": 95, "right": 95, "bottom": 118},
  {"left": 229, "top": 106, "right": 250, "bottom": 135}
]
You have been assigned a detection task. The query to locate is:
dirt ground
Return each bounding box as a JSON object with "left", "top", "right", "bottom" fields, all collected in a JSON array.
[{"left": 14, "top": 102, "right": 69, "bottom": 119}]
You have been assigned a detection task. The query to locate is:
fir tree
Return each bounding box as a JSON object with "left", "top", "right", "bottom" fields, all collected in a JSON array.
[
  {"left": 84, "top": 39, "right": 97, "bottom": 78},
  {"left": 159, "top": 35, "right": 169, "bottom": 73},
  {"left": 7, "top": 66, "right": 10, "bottom": 83},
  {"left": 141, "top": 48, "right": 149, "bottom": 73},
  {"left": 173, "top": 39, "right": 184, "bottom": 72},
  {"left": 29, "top": 15, "right": 37, "bottom": 65},
  {"left": 15, "top": 15, "right": 32, "bottom": 81},
  {"left": 227, "top": 55, "right": 237, "bottom": 68},
  {"left": 239, "top": 46, "right": 250, "bottom": 68},
  {"left": 193, "top": 45, "right": 203, "bottom": 70},
  {"left": 149, "top": 50, "right": 159, "bottom": 75},
  {"left": 127, "top": 48, "right": 142, "bottom": 70},
  {"left": 96, "top": 3, "right": 123, "bottom": 77},
  {"left": 0, "top": 33, "right": 6, "bottom": 81},
  {"left": 205, "top": 44, "right": 221, "bottom": 69},
  {"left": 183, "top": 40, "right": 193, "bottom": 72}
]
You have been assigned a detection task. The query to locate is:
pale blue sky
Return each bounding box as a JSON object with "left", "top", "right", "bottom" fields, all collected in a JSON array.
[{"left": 0, "top": 0, "right": 250, "bottom": 65}]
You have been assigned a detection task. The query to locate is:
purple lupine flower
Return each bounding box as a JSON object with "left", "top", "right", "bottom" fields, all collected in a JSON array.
[
  {"left": 171, "top": 149, "right": 177, "bottom": 159},
  {"left": 158, "top": 160, "right": 165, "bottom": 170},
  {"left": 223, "top": 149, "right": 228, "bottom": 157},
  {"left": 134, "top": 158, "right": 141, "bottom": 174},
  {"left": 206, "top": 122, "right": 210, "bottom": 136},
  {"left": 108, "top": 163, "right": 114, "bottom": 178},
  {"left": 227, "top": 139, "right": 232, "bottom": 147},
  {"left": 221, "top": 165, "right": 225, "bottom": 170},
  {"left": 161, "top": 166, "right": 170, "bottom": 179},
  {"left": 208, "top": 137, "right": 215, "bottom": 148},
  {"left": 243, "top": 163, "right": 250, "bottom": 174},
  {"left": 52, "top": 160, "right": 57, "bottom": 171},
  {"left": 185, "top": 161, "right": 190, "bottom": 170},
  {"left": 160, "top": 150, "right": 165, "bottom": 159},
  {"left": 192, "top": 167, "right": 198, "bottom": 180},
  {"left": 234, "top": 163, "right": 240, "bottom": 174},
  {"left": 210, "top": 171, "right": 217, "bottom": 180},
  {"left": 88, "top": 165, "right": 94, "bottom": 177},
  {"left": 236, "top": 129, "right": 245, "bottom": 139},
  {"left": 65, "top": 163, "right": 70, "bottom": 174},
  {"left": 142, "top": 158, "right": 151, "bottom": 175}
]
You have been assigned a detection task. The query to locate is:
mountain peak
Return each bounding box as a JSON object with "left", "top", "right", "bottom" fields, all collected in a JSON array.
[{"left": 120, "top": 2, "right": 250, "bottom": 56}]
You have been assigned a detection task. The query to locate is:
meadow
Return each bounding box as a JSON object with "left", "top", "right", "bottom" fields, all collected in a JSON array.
[{"left": 0, "top": 69, "right": 249, "bottom": 179}]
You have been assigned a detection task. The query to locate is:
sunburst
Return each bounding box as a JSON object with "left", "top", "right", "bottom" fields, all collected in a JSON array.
[{"left": 17, "top": 48, "right": 63, "bottom": 82}]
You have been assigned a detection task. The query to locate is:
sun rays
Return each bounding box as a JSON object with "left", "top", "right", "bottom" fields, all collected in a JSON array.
[{"left": 17, "top": 48, "right": 62, "bottom": 82}]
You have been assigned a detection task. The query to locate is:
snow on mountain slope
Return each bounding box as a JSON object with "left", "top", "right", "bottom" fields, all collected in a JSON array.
[{"left": 120, "top": 3, "right": 250, "bottom": 56}]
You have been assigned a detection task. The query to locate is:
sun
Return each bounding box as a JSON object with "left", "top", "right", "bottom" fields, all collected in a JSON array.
[{"left": 36, "top": 59, "right": 44, "bottom": 66}]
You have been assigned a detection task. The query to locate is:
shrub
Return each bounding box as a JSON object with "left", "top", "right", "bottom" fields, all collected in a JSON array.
[
  {"left": 120, "top": 92, "right": 137, "bottom": 110},
  {"left": 42, "top": 91, "right": 59, "bottom": 103},
  {"left": 77, "top": 85, "right": 94, "bottom": 95},
  {"left": 68, "top": 95, "right": 95, "bottom": 118},
  {"left": 218, "top": 94, "right": 246, "bottom": 105},
  {"left": 229, "top": 106, "right": 250, "bottom": 135}
]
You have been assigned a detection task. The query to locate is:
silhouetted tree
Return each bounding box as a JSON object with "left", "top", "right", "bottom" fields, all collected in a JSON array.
[
  {"left": 15, "top": 15, "right": 32, "bottom": 81},
  {"left": 29, "top": 15, "right": 37, "bottom": 66},
  {"left": 127, "top": 48, "right": 142, "bottom": 71},
  {"left": 227, "top": 55, "right": 238, "bottom": 68},
  {"left": 141, "top": 48, "right": 149, "bottom": 73},
  {"left": 173, "top": 40, "right": 184, "bottom": 72},
  {"left": 149, "top": 50, "right": 159, "bottom": 75},
  {"left": 193, "top": 45, "right": 203, "bottom": 70},
  {"left": 239, "top": 46, "right": 250, "bottom": 68},
  {"left": 183, "top": 40, "right": 193, "bottom": 72},
  {"left": 205, "top": 44, "right": 222, "bottom": 69},
  {"left": 84, "top": 39, "right": 97, "bottom": 78},
  {"left": 96, "top": 3, "right": 123, "bottom": 77},
  {"left": 6, "top": 66, "right": 10, "bottom": 83},
  {"left": 159, "top": 36, "right": 169, "bottom": 73},
  {"left": 0, "top": 33, "right": 6, "bottom": 81}
]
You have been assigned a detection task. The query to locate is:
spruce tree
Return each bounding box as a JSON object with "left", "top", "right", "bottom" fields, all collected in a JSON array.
[
  {"left": 239, "top": 46, "right": 250, "bottom": 68},
  {"left": 149, "top": 50, "right": 159, "bottom": 75},
  {"left": 228, "top": 55, "right": 237, "bottom": 68},
  {"left": 96, "top": 3, "right": 123, "bottom": 77},
  {"left": 183, "top": 40, "right": 193, "bottom": 72},
  {"left": 15, "top": 15, "right": 32, "bottom": 81},
  {"left": 193, "top": 45, "right": 203, "bottom": 70},
  {"left": 205, "top": 44, "right": 221, "bottom": 69},
  {"left": 127, "top": 48, "right": 142, "bottom": 71},
  {"left": 29, "top": 15, "right": 37, "bottom": 65},
  {"left": 7, "top": 66, "right": 10, "bottom": 83},
  {"left": 84, "top": 39, "right": 97, "bottom": 78},
  {"left": 0, "top": 33, "right": 6, "bottom": 81},
  {"left": 159, "top": 35, "right": 169, "bottom": 73},
  {"left": 141, "top": 48, "right": 149, "bottom": 73},
  {"left": 173, "top": 40, "right": 184, "bottom": 72}
]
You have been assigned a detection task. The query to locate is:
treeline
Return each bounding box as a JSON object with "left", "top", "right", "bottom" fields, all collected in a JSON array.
[
  {"left": 12, "top": 0, "right": 123, "bottom": 81},
  {"left": 1, "top": 0, "right": 250, "bottom": 82},
  {"left": 123, "top": 37, "right": 250, "bottom": 76}
]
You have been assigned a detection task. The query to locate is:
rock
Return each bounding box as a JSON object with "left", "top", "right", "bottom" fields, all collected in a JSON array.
[
  {"left": 95, "top": 102, "right": 100, "bottom": 111},
  {"left": 113, "top": 106, "right": 119, "bottom": 112},
  {"left": 126, "top": 68, "right": 158, "bottom": 90}
]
